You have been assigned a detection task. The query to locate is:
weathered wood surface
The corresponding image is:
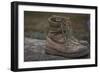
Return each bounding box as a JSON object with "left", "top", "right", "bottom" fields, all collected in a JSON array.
[
  {"left": 24, "top": 37, "right": 89, "bottom": 62},
  {"left": 24, "top": 37, "right": 67, "bottom": 61}
]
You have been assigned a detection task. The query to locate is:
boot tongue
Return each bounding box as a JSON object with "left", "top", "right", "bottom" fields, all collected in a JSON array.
[
  {"left": 55, "top": 17, "right": 62, "bottom": 22},
  {"left": 51, "top": 17, "right": 62, "bottom": 22}
]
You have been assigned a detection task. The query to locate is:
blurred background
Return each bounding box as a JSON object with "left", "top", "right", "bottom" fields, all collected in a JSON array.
[{"left": 24, "top": 11, "right": 90, "bottom": 41}]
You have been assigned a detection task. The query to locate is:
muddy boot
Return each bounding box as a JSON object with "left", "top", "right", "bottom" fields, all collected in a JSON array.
[{"left": 46, "top": 15, "right": 89, "bottom": 58}]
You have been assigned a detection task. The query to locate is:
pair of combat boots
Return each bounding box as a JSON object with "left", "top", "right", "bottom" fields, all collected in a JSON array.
[{"left": 46, "top": 15, "right": 89, "bottom": 58}]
